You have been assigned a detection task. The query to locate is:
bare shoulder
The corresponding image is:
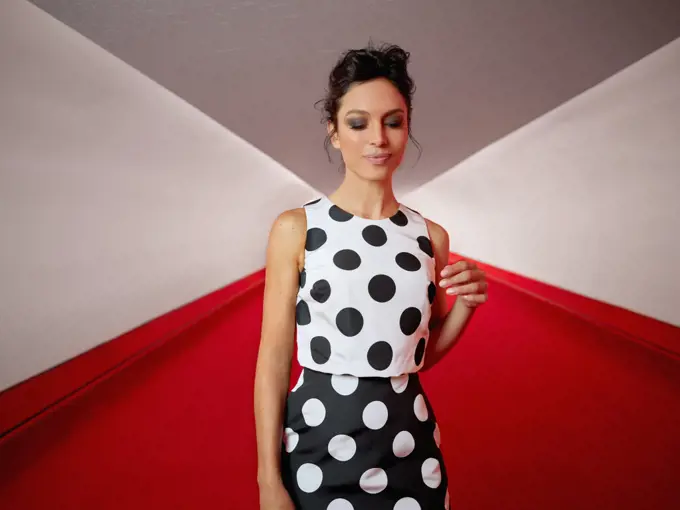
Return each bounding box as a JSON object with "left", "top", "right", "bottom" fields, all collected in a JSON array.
[
  {"left": 424, "top": 218, "right": 450, "bottom": 256},
  {"left": 267, "top": 207, "right": 307, "bottom": 269}
]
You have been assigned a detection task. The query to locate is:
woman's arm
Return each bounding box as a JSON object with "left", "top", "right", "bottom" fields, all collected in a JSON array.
[
  {"left": 421, "top": 219, "right": 487, "bottom": 370},
  {"left": 254, "top": 208, "right": 306, "bottom": 488}
]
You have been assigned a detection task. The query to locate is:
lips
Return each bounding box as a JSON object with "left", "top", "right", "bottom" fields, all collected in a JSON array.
[{"left": 365, "top": 153, "right": 391, "bottom": 164}]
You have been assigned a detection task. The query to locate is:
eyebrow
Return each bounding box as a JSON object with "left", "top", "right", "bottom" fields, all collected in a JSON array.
[{"left": 344, "top": 108, "right": 405, "bottom": 117}]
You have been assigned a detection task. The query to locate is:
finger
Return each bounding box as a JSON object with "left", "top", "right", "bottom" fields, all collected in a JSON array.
[
  {"left": 463, "top": 294, "right": 488, "bottom": 306},
  {"left": 440, "top": 269, "right": 484, "bottom": 287},
  {"left": 446, "top": 280, "right": 488, "bottom": 295},
  {"left": 440, "top": 260, "right": 475, "bottom": 278}
]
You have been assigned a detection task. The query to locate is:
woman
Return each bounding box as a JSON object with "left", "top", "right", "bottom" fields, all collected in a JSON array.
[{"left": 254, "top": 43, "right": 488, "bottom": 510}]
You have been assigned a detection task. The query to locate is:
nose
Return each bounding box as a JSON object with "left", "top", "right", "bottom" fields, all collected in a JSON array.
[{"left": 370, "top": 123, "right": 387, "bottom": 147}]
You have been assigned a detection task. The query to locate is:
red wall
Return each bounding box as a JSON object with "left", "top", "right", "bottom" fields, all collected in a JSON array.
[{"left": 0, "top": 257, "right": 678, "bottom": 509}]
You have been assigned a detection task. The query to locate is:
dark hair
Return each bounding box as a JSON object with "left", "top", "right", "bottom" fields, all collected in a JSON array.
[{"left": 317, "top": 41, "right": 421, "bottom": 163}]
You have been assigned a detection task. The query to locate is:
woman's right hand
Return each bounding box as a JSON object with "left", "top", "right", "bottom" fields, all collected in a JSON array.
[{"left": 258, "top": 479, "right": 295, "bottom": 510}]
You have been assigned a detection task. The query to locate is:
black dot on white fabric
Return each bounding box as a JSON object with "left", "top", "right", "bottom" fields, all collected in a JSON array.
[
  {"left": 414, "top": 338, "right": 426, "bottom": 366},
  {"left": 297, "top": 463, "right": 323, "bottom": 493},
  {"left": 390, "top": 210, "right": 409, "bottom": 227},
  {"left": 328, "top": 499, "right": 354, "bottom": 510},
  {"left": 428, "top": 281, "right": 436, "bottom": 304},
  {"left": 296, "top": 300, "right": 311, "bottom": 326},
  {"left": 392, "top": 431, "right": 415, "bottom": 458},
  {"left": 362, "top": 401, "right": 388, "bottom": 430},
  {"left": 359, "top": 467, "right": 388, "bottom": 494},
  {"left": 329, "top": 205, "right": 354, "bottom": 222},
  {"left": 417, "top": 236, "right": 434, "bottom": 257},
  {"left": 306, "top": 228, "right": 327, "bottom": 251},
  {"left": 310, "top": 279, "right": 331, "bottom": 303},
  {"left": 396, "top": 252, "right": 421, "bottom": 272},
  {"left": 310, "top": 336, "right": 331, "bottom": 364},
  {"left": 367, "top": 341, "right": 393, "bottom": 371},
  {"left": 328, "top": 434, "right": 356, "bottom": 461},
  {"left": 334, "top": 249, "right": 361, "bottom": 270},
  {"left": 304, "top": 197, "right": 321, "bottom": 206},
  {"left": 368, "top": 274, "right": 396, "bottom": 303},
  {"left": 302, "top": 398, "right": 326, "bottom": 426},
  {"left": 394, "top": 497, "right": 421, "bottom": 510},
  {"left": 421, "top": 458, "right": 442, "bottom": 488},
  {"left": 299, "top": 269, "right": 306, "bottom": 288},
  {"left": 400, "top": 307, "right": 422, "bottom": 335},
  {"left": 362, "top": 225, "right": 388, "bottom": 247},
  {"left": 336, "top": 308, "right": 364, "bottom": 337}
]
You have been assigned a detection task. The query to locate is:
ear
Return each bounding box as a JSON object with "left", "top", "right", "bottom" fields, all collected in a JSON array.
[{"left": 327, "top": 121, "right": 340, "bottom": 149}]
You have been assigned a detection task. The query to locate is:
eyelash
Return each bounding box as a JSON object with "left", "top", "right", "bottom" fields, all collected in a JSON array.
[{"left": 348, "top": 119, "right": 403, "bottom": 130}]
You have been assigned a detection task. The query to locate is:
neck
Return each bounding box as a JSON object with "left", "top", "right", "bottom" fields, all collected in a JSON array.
[{"left": 329, "top": 171, "right": 399, "bottom": 220}]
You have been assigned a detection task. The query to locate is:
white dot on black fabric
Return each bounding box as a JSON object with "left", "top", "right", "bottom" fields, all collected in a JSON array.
[
  {"left": 392, "top": 431, "right": 415, "bottom": 458},
  {"left": 331, "top": 374, "right": 359, "bottom": 395},
  {"left": 390, "top": 374, "right": 409, "bottom": 393},
  {"left": 368, "top": 274, "right": 396, "bottom": 303},
  {"left": 421, "top": 458, "right": 442, "bottom": 488},
  {"left": 414, "top": 394, "right": 428, "bottom": 422},
  {"left": 296, "top": 300, "right": 311, "bottom": 326},
  {"left": 304, "top": 197, "right": 321, "bottom": 206},
  {"left": 333, "top": 249, "right": 361, "bottom": 270},
  {"left": 284, "top": 427, "right": 299, "bottom": 453},
  {"left": 306, "top": 228, "right": 327, "bottom": 251},
  {"left": 297, "top": 463, "right": 323, "bottom": 493},
  {"left": 367, "top": 341, "right": 393, "bottom": 371},
  {"left": 328, "top": 434, "right": 356, "bottom": 461},
  {"left": 329, "top": 205, "right": 354, "bottom": 222},
  {"left": 396, "top": 252, "right": 421, "bottom": 272},
  {"left": 417, "top": 236, "right": 434, "bottom": 257},
  {"left": 394, "top": 497, "right": 421, "bottom": 510},
  {"left": 428, "top": 282, "right": 436, "bottom": 304},
  {"left": 362, "top": 401, "right": 388, "bottom": 430},
  {"left": 445, "top": 490, "right": 450, "bottom": 510},
  {"left": 310, "top": 336, "right": 331, "bottom": 364},
  {"left": 336, "top": 308, "right": 364, "bottom": 337},
  {"left": 299, "top": 269, "right": 306, "bottom": 288},
  {"left": 390, "top": 210, "right": 409, "bottom": 227},
  {"left": 310, "top": 279, "right": 331, "bottom": 303},
  {"left": 414, "top": 338, "right": 426, "bottom": 366},
  {"left": 362, "top": 225, "right": 388, "bottom": 247},
  {"left": 302, "top": 398, "right": 326, "bottom": 426},
  {"left": 400, "top": 307, "right": 422, "bottom": 335},
  {"left": 434, "top": 423, "right": 441, "bottom": 447},
  {"left": 360, "top": 467, "right": 388, "bottom": 494},
  {"left": 328, "top": 499, "right": 354, "bottom": 510}
]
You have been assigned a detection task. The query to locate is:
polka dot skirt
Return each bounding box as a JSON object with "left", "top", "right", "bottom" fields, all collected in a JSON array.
[{"left": 282, "top": 369, "right": 449, "bottom": 509}]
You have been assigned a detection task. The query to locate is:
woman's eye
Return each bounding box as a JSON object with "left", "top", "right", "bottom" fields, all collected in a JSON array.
[
  {"left": 347, "top": 119, "right": 366, "bottom": 130},
  {"left": 386, "top": 118, "right": 404, "bottom": 128}
]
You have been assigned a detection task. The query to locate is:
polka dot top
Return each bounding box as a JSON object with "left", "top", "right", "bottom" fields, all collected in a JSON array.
[{"left": 295, "top": 196, "right": 437, "bottom": 378}]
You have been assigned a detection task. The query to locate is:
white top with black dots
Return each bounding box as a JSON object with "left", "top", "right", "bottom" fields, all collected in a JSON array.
[{"left": 295, "top": 196, "right": 437, "bottom": 378}]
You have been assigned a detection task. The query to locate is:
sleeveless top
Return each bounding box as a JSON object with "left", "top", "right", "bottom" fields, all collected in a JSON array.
[{"left": 295, "top": 196, "right": 437, "bottom": 378}]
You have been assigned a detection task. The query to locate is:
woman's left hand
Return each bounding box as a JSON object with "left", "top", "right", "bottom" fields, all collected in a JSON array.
[{"left": 439, "top": 259, "right": 488, "bottom": 307}]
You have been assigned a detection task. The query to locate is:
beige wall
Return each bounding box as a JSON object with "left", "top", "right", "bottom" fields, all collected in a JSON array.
[
  {"left": 0, "top": 0, "right": 318, "bottom": 392},
  {"left": 405, "top": 38, "right": 680, "bottom": 327}
]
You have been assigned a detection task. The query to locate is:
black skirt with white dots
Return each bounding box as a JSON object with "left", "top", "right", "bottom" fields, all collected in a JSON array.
[{"left": 281, "top": 368, "right": 449, "bottom": 510}]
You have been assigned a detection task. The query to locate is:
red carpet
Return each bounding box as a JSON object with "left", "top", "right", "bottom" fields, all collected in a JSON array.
[{"left": 1, "top": 278, "right": 679, "bottom": 509}]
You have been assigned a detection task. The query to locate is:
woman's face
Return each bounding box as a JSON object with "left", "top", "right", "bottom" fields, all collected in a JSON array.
[{"left": 330, "top": 78, "right": 409, "bottom": 182}]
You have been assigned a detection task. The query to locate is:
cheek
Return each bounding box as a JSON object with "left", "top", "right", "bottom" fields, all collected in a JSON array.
[{"left": 388, "top": 129, "right": 409, "bottom": 151}]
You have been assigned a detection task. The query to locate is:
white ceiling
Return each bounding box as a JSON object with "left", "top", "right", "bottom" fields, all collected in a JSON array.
[{"left": 29, "top": 0, "right": 680, "bottom": 194}]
